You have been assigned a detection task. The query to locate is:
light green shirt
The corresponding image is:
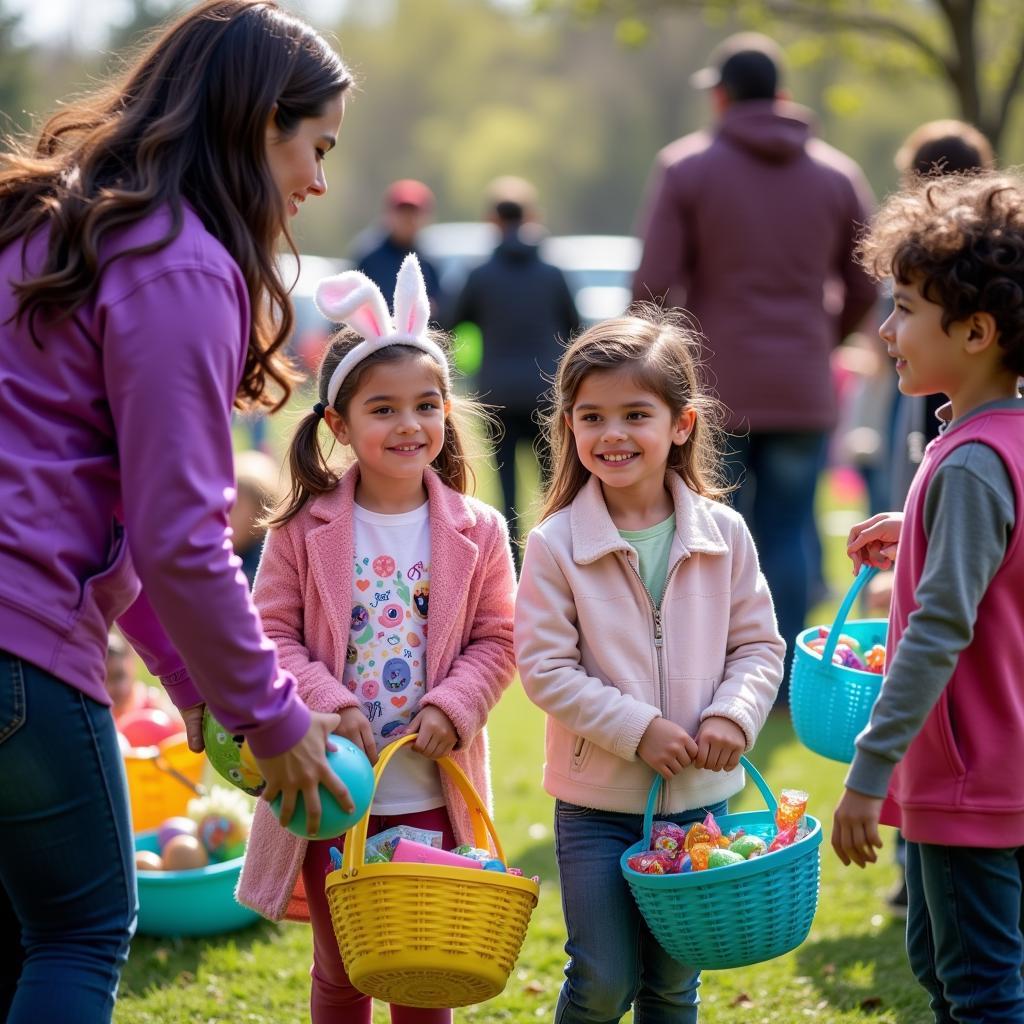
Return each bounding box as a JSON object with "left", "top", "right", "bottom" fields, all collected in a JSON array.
[{"left": 619, "top": 514, "right": 676, "bottom": 607}]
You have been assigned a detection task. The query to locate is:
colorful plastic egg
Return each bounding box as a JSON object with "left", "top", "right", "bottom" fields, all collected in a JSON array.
[
  {"left": 161, "top": 834, "right": 210, "bottom": 871},
  {"left": 196, "top": 813, "right": 248, "bottom": 862},
  {"left": 157, "top": 816, "right": 197, "bottom": 852},
  {"left": 866, "top": 644, "right": 886, "bottom": 672},
  {"left": 135, "top": 850, "right": 164, "bottom": 872},
  {"left": 202, "top": 708, "right": 266, "bottom": 797},
  {"left": 270, "top": 738, "right": 375, "bottom": 839}
]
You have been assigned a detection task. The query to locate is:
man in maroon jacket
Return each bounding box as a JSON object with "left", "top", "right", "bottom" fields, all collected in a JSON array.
[{"left": 633, "top": 33, "right": 878, "bottom": 700}]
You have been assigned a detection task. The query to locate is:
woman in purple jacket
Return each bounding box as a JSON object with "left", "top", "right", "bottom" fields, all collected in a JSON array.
[{"left": 0, "top": 3, "right": 353, "bottom": 1020}]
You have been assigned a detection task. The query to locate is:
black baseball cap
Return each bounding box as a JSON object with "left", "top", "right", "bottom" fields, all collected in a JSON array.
[{"left": 690, "top": 32, "right": 783, "bottom": 101}]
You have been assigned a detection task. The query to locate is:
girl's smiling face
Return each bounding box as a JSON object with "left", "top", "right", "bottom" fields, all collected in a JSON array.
[
  {"left": 326, "top": 353, "right": 448, "bottom": 501},
  {"left": 265, "top": 92, "right": 345, "bottom": 218},
  {"left": 567, "top": 367, "right": 695, "bottom": 500}
]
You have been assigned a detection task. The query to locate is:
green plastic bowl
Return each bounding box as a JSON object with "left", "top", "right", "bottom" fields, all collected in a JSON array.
[{"left": 134, "top": 831, "right": 260, "bottom": 936}]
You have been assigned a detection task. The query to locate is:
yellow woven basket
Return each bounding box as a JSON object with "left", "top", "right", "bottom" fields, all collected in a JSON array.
[{"left": 325, "top": 734, "right": 540, "bottom": 1009}]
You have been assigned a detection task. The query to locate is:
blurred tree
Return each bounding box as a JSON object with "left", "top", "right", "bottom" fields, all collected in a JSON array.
[
  {"left": 107, "top": 0, "right": 181, "bottom": 53},
  {"left": 0, "top": 1, "right": 35, "bottom": 137},
  {"left": 543, "top": 0, "right": 1024, "bottom": 152}
]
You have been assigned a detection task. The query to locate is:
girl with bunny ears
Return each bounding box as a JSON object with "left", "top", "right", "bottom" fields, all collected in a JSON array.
[{"left": 238, "top": 255, "right": 517, "bottom": 1024}]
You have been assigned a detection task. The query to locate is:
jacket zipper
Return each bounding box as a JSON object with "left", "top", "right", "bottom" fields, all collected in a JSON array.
[{"left": 623, "top": 549, "right": 687, "bottom": 816}]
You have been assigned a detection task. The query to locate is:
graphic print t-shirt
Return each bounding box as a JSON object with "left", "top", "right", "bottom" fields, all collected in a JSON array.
[{"left": 343, "top": 501, "right": 444, "bottom": 814}]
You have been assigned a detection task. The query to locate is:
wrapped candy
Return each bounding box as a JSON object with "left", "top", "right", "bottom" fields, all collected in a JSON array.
[
  {"left": 729, "top": 834, "right": 767, "bottom": 859},
  {"left": 701, "top": 812, "right": 722, "bottom": 844},
  {"left": 775, "top": 789, "right": 809, "bottom": 830},
  {"left": 834, "top": 644, "right": 866, "bottom": 671},
  {"left": 684, "top": 823, "right": 714, "bottom": 852},
  {"left": 627, "top": 851, "right": 679, "bottom": 875},
  {"left": 767, "top": 823, "right": 798, "bottom": 852},
  {"left": 707, "top": 849, "right": 745, "bottom": 869},
  {"left": 818, "top": 627, "right": 862, "bottom": 654},
  {"left": 688, "top": 842, "right": 713, "bottom": 871},
  {"left": 367, "top": 825, "right": 443, "bottom": 862},
  {"left": 650, "top": 821, "right": 688, "bottom": 857},
  {"left": 452, "top": 845, "right": 495, "bottom": 864},
  {"left": 866, "top": 644, "right": 886, "bottom": 673}
]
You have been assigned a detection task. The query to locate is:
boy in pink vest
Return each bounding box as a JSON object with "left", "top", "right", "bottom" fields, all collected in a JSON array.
[{"left": 833, "top": 170, "right": 1024, "bottom": 1022}]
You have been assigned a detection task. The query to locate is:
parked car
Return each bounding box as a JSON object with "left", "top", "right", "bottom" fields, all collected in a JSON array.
[
  {"left": 416, "top": 221, "right": 497, "bottom": 304},
  {"left": 541, "top": 234, "right": 641, "bottom": 327},
  {"left": 278, "top": 252, "right": 351, "bottom": 375}
]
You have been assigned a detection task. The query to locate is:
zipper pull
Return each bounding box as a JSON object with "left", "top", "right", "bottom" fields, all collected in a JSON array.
[{"left": 654, "top": 608, "right": 663, "bottom": 648}]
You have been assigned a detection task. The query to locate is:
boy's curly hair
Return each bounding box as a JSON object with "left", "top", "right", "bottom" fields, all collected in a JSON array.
[{"left": 859, "top": 171, "right": 1024, "bottom": 376}]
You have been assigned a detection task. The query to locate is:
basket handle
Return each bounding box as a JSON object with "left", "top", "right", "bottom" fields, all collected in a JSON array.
[
  {"left": 641, "top": 756, "right": 777, "bottom": 846},
  {"left": 339, "top": 733, "right": 505, "bottom": 876},
  {"left": 820, "top": 564, "right": 879, "bottom": 666}
]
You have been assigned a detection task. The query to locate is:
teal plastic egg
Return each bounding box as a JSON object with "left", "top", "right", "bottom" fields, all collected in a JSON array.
[
  {"left": 271, "top": 738, "right": 375, "bottom": 839},
  {"left": 202, "top": 708, "right": 266, "bottom": 797}
]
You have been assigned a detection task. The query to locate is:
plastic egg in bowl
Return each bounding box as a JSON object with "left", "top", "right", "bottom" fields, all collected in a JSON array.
[{"left": 133, "top": 831, "right": 259, "bottom": 937}]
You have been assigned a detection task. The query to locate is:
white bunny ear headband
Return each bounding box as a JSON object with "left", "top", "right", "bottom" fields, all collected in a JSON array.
[{"left": 313, "top": 253, "right": 449, "bottom": 413}]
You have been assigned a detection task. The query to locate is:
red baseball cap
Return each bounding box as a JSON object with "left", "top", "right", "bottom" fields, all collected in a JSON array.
[{"left": 385, "top": 179, "right": 435, "bottom": 211}]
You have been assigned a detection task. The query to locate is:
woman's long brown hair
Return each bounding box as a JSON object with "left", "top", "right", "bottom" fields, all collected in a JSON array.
[{"left": 0, "top": 0, "right": 351, "bottom": 410}]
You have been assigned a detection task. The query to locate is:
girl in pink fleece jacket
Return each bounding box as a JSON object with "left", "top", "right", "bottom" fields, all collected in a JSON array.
[
  {"left": 237, "top": 256, "right": 516, "bottom": 1024},
  {"left": 516, "top": 304, "right": 784, "bottom": 1024}
]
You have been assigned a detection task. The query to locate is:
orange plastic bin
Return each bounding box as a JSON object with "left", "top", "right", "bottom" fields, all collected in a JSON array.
[{"left": 124, "top": 734, "right": 205, "bottom": 831}]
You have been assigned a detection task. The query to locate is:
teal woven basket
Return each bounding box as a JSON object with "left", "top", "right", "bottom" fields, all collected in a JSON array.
[
  {"left": 790, "top": 566, "right": 887, "bottom": 763},
  {"left": 620, "top": 758, "right": 822, "bottom": 970}
]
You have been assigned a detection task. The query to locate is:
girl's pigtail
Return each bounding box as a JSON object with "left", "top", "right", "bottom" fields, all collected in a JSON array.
[{"left": 266, "top": 410, "right": 338, "bottom": 527}]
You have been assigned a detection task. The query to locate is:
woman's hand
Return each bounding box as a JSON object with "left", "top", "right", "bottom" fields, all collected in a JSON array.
[
  {"left": 847, "top": 512, "right": 904, "bottom": 573},
  {"left": 256, "top": 711, "right": 352, "bottom": 836},
  {"left": 334, "top": 706, "right": 378, "bottom": 765},
  {"left": 407, "top": 706, "right": 457, "bottom": 760},
  {"left": 693, "top": 716, "right": 745, "bottom": 772}
]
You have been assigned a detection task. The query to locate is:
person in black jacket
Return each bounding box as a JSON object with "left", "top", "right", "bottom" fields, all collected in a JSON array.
[
  {"left": 354, "top": 179, "right": 441, "bottom": 313},
  {"left": 451, "top": 178, "right": 580, "bottom": 553}
]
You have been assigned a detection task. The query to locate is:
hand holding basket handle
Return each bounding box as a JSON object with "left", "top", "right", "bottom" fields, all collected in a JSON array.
[{"left": 847, "top": 511, "right": 904, "bottom": 573}]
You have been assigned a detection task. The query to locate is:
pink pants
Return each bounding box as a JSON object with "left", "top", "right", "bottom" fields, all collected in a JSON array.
[{"left": 303, "top": 806, "right": 457, "bottom": 1024}]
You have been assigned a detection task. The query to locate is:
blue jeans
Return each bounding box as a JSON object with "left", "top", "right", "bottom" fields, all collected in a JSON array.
[
  {"left": 553, "top": 799, "right": 727, "bottom": 1024},
  {"left": 722, "top": 431, "right": 829, "bottom": 701},
  {"left": 0, "top": 653, "right": 136, "bottom": 1023},
  {"left": 905, "top": 840, "right": 1024, "bottom": 1022}
]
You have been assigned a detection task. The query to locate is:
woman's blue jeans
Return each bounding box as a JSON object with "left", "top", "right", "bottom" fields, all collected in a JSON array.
[
  {"left": 722, "top": 430, "right": 829, "bottom": 701},
  {"left": 0, "top": 652, "right": 136, "bottom": 1023},
  {"left": 905, "top": 840, "right": 1024, "bottom": 1023},
  {"left": 553, "top": 799, "right": 726, "bottom": 1024}
]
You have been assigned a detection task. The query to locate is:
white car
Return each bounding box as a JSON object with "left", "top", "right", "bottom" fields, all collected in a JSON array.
[{"left": 541, "top": 234, "right": 641, "bottom": 326}]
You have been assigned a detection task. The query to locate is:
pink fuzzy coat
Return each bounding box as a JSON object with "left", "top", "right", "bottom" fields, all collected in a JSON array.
[{"left": 237, "top": 466, "right": 516, "bottom": 921}]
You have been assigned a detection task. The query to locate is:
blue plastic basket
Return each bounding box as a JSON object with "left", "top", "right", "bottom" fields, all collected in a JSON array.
[
  {"left": 790, "top": 566, "right": 888, "bottom": 763},
  {"left": 134, "top": 831, "right": 260, "bottom": 937},
  {"left": 620, "top": 758, "right": 822, "bottom": 970}
]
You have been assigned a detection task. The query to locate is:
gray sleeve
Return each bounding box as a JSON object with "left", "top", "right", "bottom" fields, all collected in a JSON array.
[{"left": 846, "top": 443, "right": 1016, "bottom": 797}]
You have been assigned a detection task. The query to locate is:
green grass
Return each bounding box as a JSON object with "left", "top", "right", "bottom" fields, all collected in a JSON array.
[
  {"left": 115, "top": 424, "right": 928, "bottom": 1022},
  {"left": 117, "top": 693, "right": 927, "bottom": 1023}
]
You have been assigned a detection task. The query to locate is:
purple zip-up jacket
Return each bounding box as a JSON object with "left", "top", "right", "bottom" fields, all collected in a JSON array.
[{"left": 0, "top": 203, "right": 309, "bottom": 757}]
